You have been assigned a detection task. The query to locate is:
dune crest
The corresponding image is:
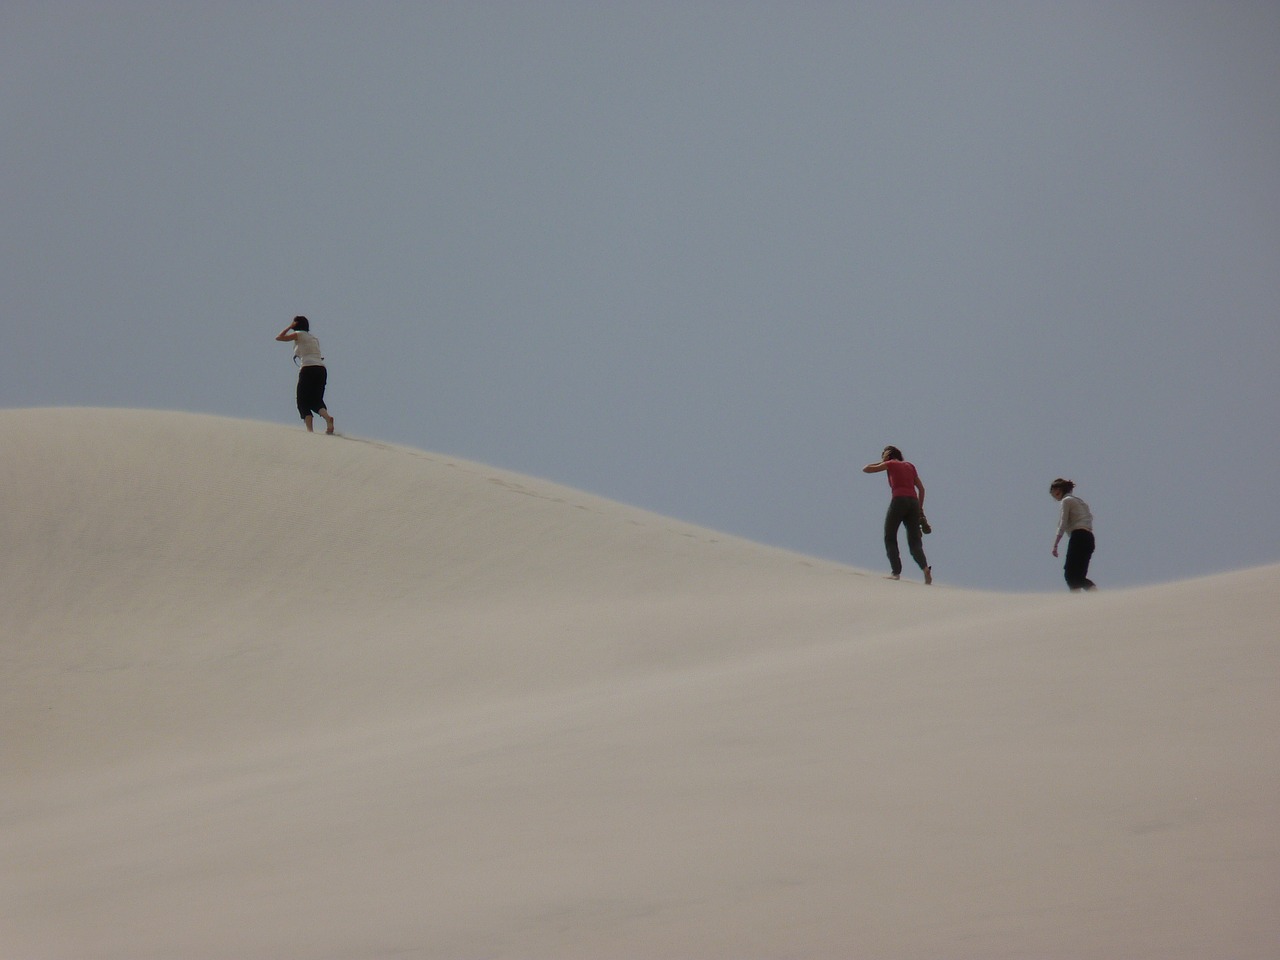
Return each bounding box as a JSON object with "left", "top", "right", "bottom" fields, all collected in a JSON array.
[{"left": 3, "top": 408, "right": 1277, "bottom": 959}]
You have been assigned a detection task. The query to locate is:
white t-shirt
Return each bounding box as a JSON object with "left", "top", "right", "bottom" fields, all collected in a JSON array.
[{"left": 293, "top": 330, "right": 325, "bottom": 367}]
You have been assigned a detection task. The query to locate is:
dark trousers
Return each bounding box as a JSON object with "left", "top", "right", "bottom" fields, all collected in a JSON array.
[
  {"left": 884, "top": 496, "right": 928, "bottom": 576},
  {"left": 1063, "top": 529, "right": 1096, "bottom": 591},
  {"left": 296, "top": 365, "right": 328, "bottom": 419}
]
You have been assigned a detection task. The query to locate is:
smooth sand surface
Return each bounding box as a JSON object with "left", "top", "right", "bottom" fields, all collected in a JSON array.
[{"left": 3, "top": 409, "right": 1277, "bottom": 959}]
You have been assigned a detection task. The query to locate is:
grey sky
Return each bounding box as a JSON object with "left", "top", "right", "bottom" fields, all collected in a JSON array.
[{"left": 4, "top": 1, "right": 1277, "bottom": 591}]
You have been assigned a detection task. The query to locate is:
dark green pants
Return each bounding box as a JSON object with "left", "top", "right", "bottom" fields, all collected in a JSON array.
[{"left": 884, "top": 496, "right": 928, "bottom": 576}]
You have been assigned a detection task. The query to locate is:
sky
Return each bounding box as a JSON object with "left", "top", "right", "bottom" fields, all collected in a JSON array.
[{"left": 4, "top": 1, "right": 1277, "bottom": 592}]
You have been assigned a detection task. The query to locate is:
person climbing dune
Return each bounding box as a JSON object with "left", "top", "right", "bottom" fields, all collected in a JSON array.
[
  {"left": 275, "top": 316, "right": 335, "bottom": 434},
  {"left": 862, "top": 445, "right": 931, "bottom": 584}
]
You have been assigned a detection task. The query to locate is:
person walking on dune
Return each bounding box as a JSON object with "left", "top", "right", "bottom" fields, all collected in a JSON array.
[
  {"left": 1050, "top": 478, "right": 1096, "bottom": 591},
  {"left": 863, "top": 445, "right": 931, "bottom": 584},
  {"left": 275, "top": 316, "right": 335, "bottom": 434}
]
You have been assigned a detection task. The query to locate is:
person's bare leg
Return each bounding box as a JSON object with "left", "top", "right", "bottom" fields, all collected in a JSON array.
[
  {"left": 320, "top": 408, "right": 334, "bottom": 434},
  {"left": 304, "top": 415, "right": 314, "bottom": 432},
  {"left": 923, "top": 566, "right": 932, "bottom": 585}
]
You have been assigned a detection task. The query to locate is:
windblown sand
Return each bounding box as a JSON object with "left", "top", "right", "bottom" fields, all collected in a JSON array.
[{"left": 3, "top": 409, "right": 1276, "bottom": 959}]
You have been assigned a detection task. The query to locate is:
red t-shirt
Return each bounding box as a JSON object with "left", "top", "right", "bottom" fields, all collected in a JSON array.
[{"left": 884, "top": 460, "right": 919, "bottom": 499}]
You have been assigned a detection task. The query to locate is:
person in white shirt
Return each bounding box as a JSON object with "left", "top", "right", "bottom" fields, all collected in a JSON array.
[
  {"left": 275, "top": 316, "right": 335, "bottom": 434},
  {"left": 1050, "top": 478, "right": 1096, "bottom": 591}
]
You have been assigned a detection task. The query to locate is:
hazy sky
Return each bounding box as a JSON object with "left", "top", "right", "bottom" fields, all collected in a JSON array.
[{"left": 4, "top": 1, "right": 1277, "bottom": 591}]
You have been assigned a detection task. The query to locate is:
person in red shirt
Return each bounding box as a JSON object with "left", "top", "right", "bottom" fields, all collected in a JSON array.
[{"left": 862, "top": 445, "right": 931, "bottom": 584}]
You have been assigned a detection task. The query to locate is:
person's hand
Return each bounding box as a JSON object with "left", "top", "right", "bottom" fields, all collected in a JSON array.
[{"left": 1051, "top": 546, "right": 1059, "bottom": 557}]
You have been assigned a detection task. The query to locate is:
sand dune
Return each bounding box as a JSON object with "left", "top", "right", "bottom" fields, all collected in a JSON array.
[{"left": 3, "top": 408, "right": 1277, "bottom": 959}]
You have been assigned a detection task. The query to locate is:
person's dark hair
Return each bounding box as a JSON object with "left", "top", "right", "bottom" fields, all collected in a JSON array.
[
  {"left": 882, "top": 445, "right": 903, "bottom": 461},
  {"left": 1050, "top": 478, "right": 1075, "bottom": 494},
  {"left": 292, "top": 315, "right": 310, "bottom": 331}
]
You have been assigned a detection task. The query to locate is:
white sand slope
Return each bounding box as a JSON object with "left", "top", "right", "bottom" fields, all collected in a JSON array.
[{"left": 3, "top": 408, "right": 1277, "bottom": 959}]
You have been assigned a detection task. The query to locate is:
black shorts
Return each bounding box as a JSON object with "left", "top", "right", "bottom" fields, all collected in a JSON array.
[{"left": 296, "top": 365, "right": 328, "bottom": 418}]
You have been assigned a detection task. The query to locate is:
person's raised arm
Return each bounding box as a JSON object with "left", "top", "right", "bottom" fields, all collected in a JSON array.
[
  {"left": 275, "top": 321, "right": 298, "bottom": 342},
  {"left": 862, "top": 459, "right": 888, "bottom": 474}
]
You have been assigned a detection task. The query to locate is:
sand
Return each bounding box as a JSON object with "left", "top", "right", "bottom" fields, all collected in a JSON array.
[{"left": 3, "top": 408, "right": 1277, "bottom": 959}]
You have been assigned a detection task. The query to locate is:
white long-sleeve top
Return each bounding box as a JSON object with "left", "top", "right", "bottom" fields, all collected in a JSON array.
[{"left": 1057, "top": 495, "right": 1093, "bottom": 536}]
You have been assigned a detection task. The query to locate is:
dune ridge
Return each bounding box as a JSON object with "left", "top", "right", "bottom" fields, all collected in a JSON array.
[{"left": 3, "top": 408, "right": 1277, "bottom": 959}]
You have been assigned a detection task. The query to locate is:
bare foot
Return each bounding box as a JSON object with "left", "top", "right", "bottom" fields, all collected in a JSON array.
[
  {"left": 924, "top": 567, "right": 932, "bottom": 585},
  {"left": 884, "top": 573, "right": 900, "bottom": 581}
]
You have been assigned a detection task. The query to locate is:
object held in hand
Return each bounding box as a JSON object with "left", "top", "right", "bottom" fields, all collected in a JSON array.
[{"left": 919, "top": 514, "right": 932, "bottom": 535}]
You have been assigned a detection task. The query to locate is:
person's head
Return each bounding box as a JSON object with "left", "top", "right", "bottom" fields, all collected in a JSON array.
[
  {"left": 1050, "top": 478, "right": 1075, "bottom": 500},
  {"left": 881, "top": 445, "right": 903, "bottom": 462},
  {"left": 292, "top": 315, "right": 310, "bottom": 331}
]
